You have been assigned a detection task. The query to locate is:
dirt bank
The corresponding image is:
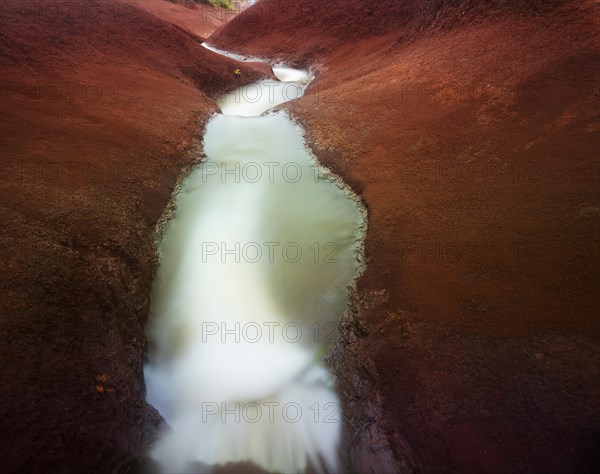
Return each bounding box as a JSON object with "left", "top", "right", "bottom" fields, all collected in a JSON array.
[
  {"left": 131, "top": 0, "right": 242, "bottom": 41},
  {"left": 212, "top": 1, "right": 600, "bottom": 473},
  {"left": 0, "top": 1, "right": 269, "bottom": 472}
]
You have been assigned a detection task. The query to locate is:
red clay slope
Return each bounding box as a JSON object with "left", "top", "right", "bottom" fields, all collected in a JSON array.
[
  {"left": 0, "top": 1, "right": 267, "bottom": 472},
  {"left": 211, "top": 1, "right": 600, "bottom": 473},
  {"left": 210, "top": 0, "right": 573, "bottom": 66},
  {"left": 131, "top": 0, "right": 243, "bottom": 40}
]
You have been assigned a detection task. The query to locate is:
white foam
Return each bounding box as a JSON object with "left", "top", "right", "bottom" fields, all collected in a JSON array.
[
  {"left": 202, "top": 42, "right": 262, "bottom": 63},
  {"left": 217, "top": 79, "right": 308, "bottom": 116},
  {"left": 272, "top": 66, "right": 311, "bottom": 84}
]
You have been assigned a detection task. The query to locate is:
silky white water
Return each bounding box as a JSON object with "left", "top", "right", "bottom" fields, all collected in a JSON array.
[
  {"left": 217, "top": 67, "right": 311, "bottom": 117},
  {"left": 144, "top": 52, "right": 364, "bottom": 473}
]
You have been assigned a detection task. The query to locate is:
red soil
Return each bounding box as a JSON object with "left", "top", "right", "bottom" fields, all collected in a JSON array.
[
  {"left": 211, "top": 1, "right": 600, "bottom": 473},
  {"left": 131, "top": 0, "right": 243, "bottom": 40},
  {"left": 0, "top": 1, "right": 267, "bottom": 472}
]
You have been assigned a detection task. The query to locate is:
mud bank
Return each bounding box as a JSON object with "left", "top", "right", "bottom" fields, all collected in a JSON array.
[{"left": 212, "top": 1, "right": 600, "bottom": 473}]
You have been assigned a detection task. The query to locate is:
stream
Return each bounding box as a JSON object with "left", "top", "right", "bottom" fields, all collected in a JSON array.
[{"left": 144, "top": 46, "right": 365, "bottom": 473}]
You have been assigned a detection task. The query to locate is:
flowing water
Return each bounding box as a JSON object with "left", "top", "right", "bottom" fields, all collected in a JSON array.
[{"left": 144, "top": 48, "right": 365, "bottom": 473}]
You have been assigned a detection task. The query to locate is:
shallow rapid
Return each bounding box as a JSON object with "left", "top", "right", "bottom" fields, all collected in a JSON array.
[{"left": 144, "top": 47, "right": 364, "bottom": 473}]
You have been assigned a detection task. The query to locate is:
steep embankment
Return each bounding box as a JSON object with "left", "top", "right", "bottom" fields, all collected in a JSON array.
[
  {"left": 0, "top": 1, "right": 267, "bottom": 472},
  {"left": 211, "top": 1, "right": 600, "bottom": 473},
  {"left": 131, "top": 0, "right": 242, "bottom": 41}
]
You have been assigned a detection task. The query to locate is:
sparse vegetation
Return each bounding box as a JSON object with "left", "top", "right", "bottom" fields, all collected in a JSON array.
[
  {"left": 169, "top": 0, "right": 235, "bottom": 10},
  {"left": 208, "top": 0, "right": 235, "bottom": 10}
]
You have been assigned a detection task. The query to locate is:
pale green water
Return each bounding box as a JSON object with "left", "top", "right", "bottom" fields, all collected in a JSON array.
[{"left": 144, "top": 51, "right": 364, "bottom": 473}]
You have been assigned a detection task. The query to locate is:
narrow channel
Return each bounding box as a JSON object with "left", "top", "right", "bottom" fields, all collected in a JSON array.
[{"left": 144, "top": 47, "right": 365, "bottom": 473}]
